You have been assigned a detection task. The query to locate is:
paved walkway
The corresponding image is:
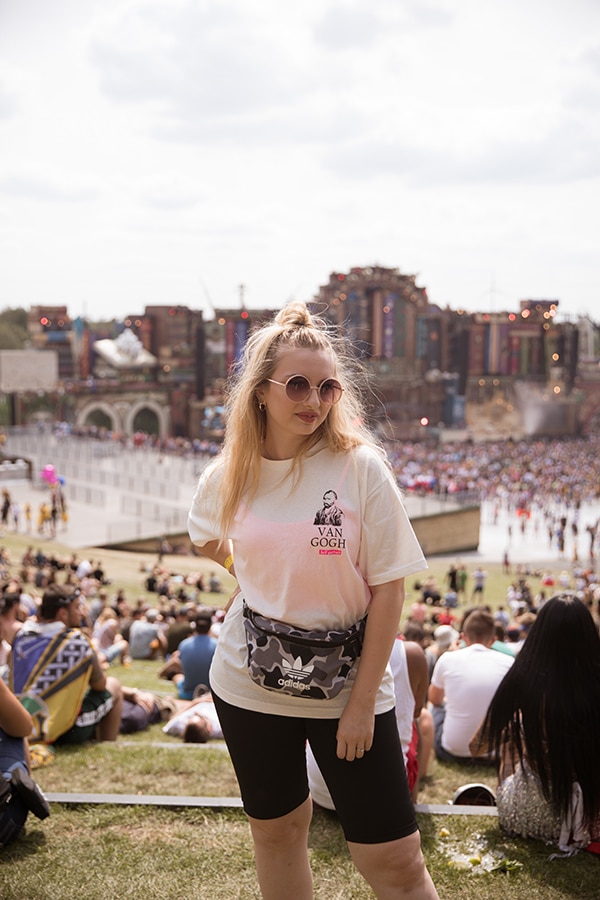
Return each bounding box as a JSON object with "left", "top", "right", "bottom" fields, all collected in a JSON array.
[{"left": 2, "top": 432, "right": 598, "bottom": 569}]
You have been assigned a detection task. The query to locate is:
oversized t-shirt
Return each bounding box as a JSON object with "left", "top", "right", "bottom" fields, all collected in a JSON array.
[{"left": 187, "top": 442, "right": 427, "bottom": 718}]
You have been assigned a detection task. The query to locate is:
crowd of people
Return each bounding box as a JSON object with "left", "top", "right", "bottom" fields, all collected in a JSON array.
[
  {"left": 1, "top": 485, "right": 68, "bottom": 540},
  {"left": 0, "top": 561, "right": 226, "bottom": 846},
  {"left": 1, "top": 403, "right": 600, "bottom": 885}
]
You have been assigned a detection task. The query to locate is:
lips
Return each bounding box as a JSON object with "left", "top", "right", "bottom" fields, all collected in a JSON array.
[{"left": 297, "top": 412, "right": 318, "bottom": 423}]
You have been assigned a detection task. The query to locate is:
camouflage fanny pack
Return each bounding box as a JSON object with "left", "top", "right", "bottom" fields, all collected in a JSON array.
[{"left": 242, "top": 601, "right": 366, "bottom": 701}]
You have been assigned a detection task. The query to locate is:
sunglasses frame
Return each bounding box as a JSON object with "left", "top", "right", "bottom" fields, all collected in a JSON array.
[{"left": 266, "top": 374, "right": 343, "bottom": 404}]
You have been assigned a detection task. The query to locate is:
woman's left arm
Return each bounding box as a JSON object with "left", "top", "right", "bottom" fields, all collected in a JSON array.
[{"left": 336, "top": 578, "right": 404, "bottom": 762}]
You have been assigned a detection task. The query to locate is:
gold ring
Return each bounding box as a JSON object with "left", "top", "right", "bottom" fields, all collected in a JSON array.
[{"left": 357, "top": 748, "right": 364, "bottom": 753}]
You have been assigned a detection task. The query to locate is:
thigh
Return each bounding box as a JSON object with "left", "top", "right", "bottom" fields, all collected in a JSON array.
[
  {"left": 212, "top": 693, "right": 310, "bottom": 820},
  {"left": 119, "top": 699, "right": 151, "bottom": 734},
  {"left": 308, "top": 710, "right": 417, "bottom": 844},
  {"left": 0, "top": 728, "right": 28, "bottom": 776},
  {"left": 56, "top": 689, "right": 113, "bottom": 745},
  {"left": 431, "top": 703, "right": 446, "bottom": 756}
]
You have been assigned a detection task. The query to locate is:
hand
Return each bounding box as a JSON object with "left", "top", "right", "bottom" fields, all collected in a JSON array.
[{"left": 335, "top": 701, "right": 374, "bottom": 762}]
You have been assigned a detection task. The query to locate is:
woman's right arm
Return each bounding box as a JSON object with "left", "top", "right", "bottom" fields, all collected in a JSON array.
[
  {"left": 199, "top": 539, "right": 235, "bottom": 578},
  {"left": 199, "top": 540, "right": 239, "bottom": 614},
  {"left": 0, "top": 677, "right": 33, "bottom": 738}
]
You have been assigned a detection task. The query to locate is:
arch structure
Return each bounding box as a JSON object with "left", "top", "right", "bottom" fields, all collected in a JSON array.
[{"left": 75, "top": 393, "right": 171, "bottom": 438}]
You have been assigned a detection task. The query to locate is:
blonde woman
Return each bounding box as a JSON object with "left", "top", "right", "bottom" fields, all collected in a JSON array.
[
  {"left": 92, "top": 606, "right": 130, "bottom": 667},
  {"left": 188, "top": 302, "right": 439, "bottom": 900}
]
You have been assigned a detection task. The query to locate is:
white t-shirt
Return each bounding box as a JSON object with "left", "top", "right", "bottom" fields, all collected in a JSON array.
[
  {"left": 163, "top": 700, "right": 223, "bottom": 739},
  {"left": 431, "top": 643, "right": 514, "bottom": 757},
  {"left": 188, "top": 442, "right": 427, "bottom": 718}
]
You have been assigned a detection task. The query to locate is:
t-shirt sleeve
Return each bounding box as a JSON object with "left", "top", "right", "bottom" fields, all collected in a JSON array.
[
  {"left": 187, "top": 463, "right": 223, "bottom": 548},
  {"left": 357, "top": 448, "right": 427, "bottom": 586}
]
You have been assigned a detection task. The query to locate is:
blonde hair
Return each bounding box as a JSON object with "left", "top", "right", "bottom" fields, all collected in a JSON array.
[
  {"left": 211, "top": 300, "right": 380, "bottom": 537},
  {"left": 97, "top": 607, "right": 117, "bottom": 623}
]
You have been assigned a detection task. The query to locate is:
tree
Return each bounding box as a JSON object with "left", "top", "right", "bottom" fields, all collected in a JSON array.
[{"left": 0, "top": 308, "right": 28, "bottom": 349}]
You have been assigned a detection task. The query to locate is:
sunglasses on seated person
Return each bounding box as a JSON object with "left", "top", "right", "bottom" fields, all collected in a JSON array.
[
  {"left": 266, "top": 374, "right": 343, "bottom": 405},
  {"left": 56, "top": 588, "right": 82, "bottom": 609}
]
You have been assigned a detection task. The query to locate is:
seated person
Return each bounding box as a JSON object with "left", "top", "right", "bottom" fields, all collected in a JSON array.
[
  {"left": 208, "top": 572, "right": 223, "bottom": 594},
  {"left": 424, "top": 625, "right": 459, "bottom": 683},
  {"left": 470, "top": 593, "right": 600, "bottom": 854},
  {"left": 128, "top": 608, "right": 167, "bottom": 660},
  {"left": 165, "top": 605, "right": 194, "bottom": 657},
  {"left": 172, "top": 608, "right": 217, "bottom": 700},
  {"left": 10, "top": 585, "right": 123, "bottom": 745},
  {"left": 162, "top": 693, "right": 224, "bottom": 743},
  {"left": 92, "top": 607, "right": 130, "bottom": 667},
  {"left": 428, "top": 608, "right": 513, "bottom": 764},
  {"left": 0, "top": 679, "right": 50, "bottom": 846},
  {"left": 307, "top": 638, "right": 433, "bottom": 807}
]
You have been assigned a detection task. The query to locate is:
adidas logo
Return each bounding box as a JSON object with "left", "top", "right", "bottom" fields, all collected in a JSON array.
[{"left": 281, "top": 655, "right": 314, "bottom": 681}]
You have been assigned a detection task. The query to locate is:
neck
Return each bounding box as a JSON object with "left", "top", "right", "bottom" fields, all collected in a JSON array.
[
  {"left": 261, "top": 444, "right": 292, "bottom": 461},
  {"left": 262, "top": 432, "right": 320, "bottom": 461},
  {"left": 261, "top": 436, "right": 298, "bottom": 460}
]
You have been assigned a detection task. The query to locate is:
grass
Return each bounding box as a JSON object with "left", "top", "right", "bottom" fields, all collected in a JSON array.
[{"left": 2, "top": 532, "right": 599, "bottom": 897}]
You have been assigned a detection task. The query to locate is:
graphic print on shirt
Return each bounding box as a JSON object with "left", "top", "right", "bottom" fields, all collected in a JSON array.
[{"left": 312, "top": 489, "right": 346, "bottom": 555}]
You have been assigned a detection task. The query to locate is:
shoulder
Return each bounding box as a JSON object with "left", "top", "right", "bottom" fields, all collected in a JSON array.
[
  {"left": 192, "top": 459, "right": 225, "bottom": 497},
  {"left": 350, "top": 444, "right": 395, "bottom": 482},
  {"left": 351, "top": 442, "right": 389, "bottom": 465},
  {"left": 404, "top": 639, "right": 426, "bottom": 666}
]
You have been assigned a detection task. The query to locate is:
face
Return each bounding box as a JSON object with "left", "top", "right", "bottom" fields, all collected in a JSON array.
[
  {"left": 259, "top": 348, "right": 337, "bottom": 456},
  {"left": 64, "top": 595, "right": 85, "bottom": 628},
  {"left": 190, "top": 714, "right": 212, "bottom": 734}
]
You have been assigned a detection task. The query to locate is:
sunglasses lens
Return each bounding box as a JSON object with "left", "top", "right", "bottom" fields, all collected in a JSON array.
[
  {"left": 319, "top": 379, "right": 343, "bottom": 404},
  {"left": 285, "top": 376, "right": 311, "bottom": 402}
]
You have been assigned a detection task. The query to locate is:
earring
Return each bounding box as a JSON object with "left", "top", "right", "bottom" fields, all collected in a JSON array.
[{"left": 258, "top": 401, "right": 266, "bottom": 411}]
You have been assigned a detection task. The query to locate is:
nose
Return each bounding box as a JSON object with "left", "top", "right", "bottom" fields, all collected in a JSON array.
[{"left": 304, "top": 386, "right": 321, "bottom": 407}]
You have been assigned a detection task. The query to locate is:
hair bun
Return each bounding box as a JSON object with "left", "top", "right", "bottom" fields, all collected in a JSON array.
[{"left": 274, "top": 301, "right": 312, "bottom": 329}]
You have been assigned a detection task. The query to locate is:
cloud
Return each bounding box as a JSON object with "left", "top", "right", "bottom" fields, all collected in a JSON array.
[
  {"left": 0, "top": 170, "right": 100, "bottom": 202},
  {"left": 0, "top": 81, "right": 17, "bottom": 118},
  {"left": 135, "top": 174, "right": 203, "bottom": 210},
  {"left": 313, "top": 4, "right": 387, "bottom": 50},
  {"left": 88, "top": 1, "right": 313, "bottom": 143},
  {"left": 313, "top": 0, "right": 453, "bottom": 51}
]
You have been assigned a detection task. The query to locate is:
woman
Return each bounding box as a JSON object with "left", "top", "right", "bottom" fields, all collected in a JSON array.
[
  {"left": 0, "top": 678, "right": 50, "bottom": 845},
  {"left": 188, "top": 302, "right": 439, "bottom": 899},
  {"left": 92, "top": 607, "right": 130, "bottom": 667},
  {"left": 0, "top": 588, "right": 26, "bottom": 658},
  {"left": 470, "top": 592, "right": 600, "bottom": 854}
]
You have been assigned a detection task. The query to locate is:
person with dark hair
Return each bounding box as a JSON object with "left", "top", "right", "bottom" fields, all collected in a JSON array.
[
  {"left": 172, "top": 608, "right": 217, "bottom": 700},
  {"left": 118, "top": 687, "right": 178, "bottom": 735},
  {"left": 470, "top": 593, "right": 600, "bottom": 853},
  {"left": 0, "top": 587, "right": 26, "bottom": 657},
  {"left": 164, "top": 604, "right": 194, "bottom": 657},
  {"left": 188, "top": 301, "right": 439, "bottom": 899},
  {"left": 9, "top": 584, "right": 123, "bottom": 745},
  {"left": 162, "top": 692, "right": 224, "bottom": 744},
  {"left": 428, "top": 608, "right": 513, "bottom": 764}
]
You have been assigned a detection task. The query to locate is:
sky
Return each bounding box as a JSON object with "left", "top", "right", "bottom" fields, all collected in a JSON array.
[{"left": 1, "top": 0, "right": 599, "bottom": 325}]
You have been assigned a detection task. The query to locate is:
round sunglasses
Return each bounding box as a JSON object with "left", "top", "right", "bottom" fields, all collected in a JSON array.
[{"left": 266, "top": 374, "right": 343, "bottom": 404}]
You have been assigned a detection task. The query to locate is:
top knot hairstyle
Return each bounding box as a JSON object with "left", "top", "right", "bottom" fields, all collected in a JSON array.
[{"left": 210, "top": 301, "right": 381, "bottom": 537}]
